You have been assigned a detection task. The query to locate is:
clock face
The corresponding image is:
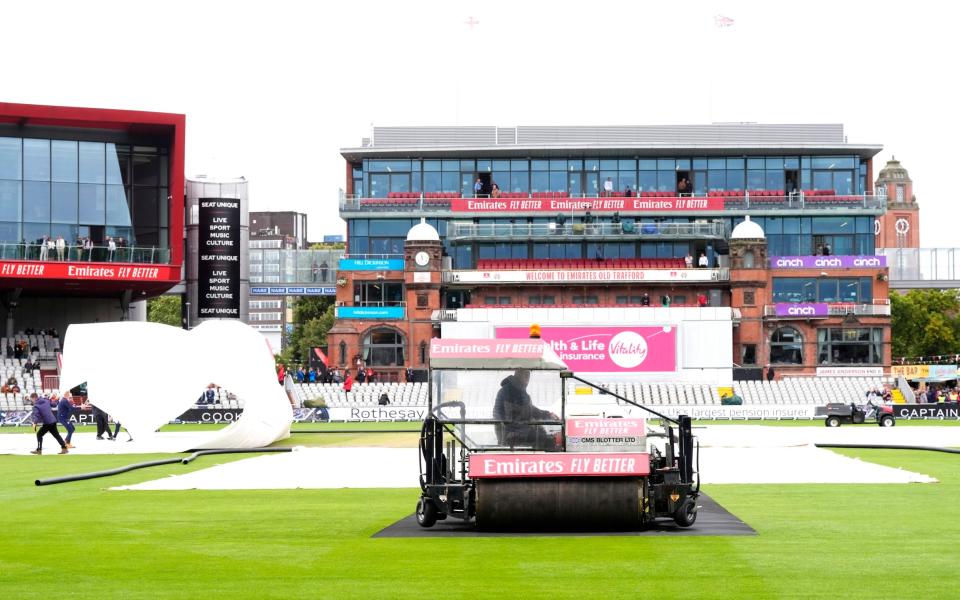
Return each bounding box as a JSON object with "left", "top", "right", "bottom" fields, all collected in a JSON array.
[{"left": 415, "top": 251, "right": 430, "bottom": 267}]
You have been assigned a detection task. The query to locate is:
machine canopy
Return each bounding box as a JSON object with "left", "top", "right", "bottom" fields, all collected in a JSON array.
[{"left": 429, "top": 338, "right": 568, "bottom": 371}]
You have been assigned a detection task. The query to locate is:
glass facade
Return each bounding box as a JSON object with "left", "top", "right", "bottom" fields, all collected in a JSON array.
[
  {"left": 772, "top": 277, "right": 873, "bottom": 303},
  {"left": 0, "top": 137, "right": 169, "bottom": 248},
  {"left": 728, "top": 216, "right": 874, "bottom": 257},
  {"left": 355, "top": 155, "right": 863, "bottom": 197},
  {"left": 348, "top": 214, "right": 876, "bottom": 269}
]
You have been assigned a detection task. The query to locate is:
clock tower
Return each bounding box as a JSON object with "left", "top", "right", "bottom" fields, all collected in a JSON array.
[{"left": 404, "top": 218, "right": 442, "bottom": 368}]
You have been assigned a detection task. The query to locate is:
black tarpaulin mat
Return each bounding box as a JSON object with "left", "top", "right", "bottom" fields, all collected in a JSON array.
[{"left": 373, "top": 493, "right": 755, "bottom": 538}]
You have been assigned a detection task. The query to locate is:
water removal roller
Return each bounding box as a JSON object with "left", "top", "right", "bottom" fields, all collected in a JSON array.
[
  {"left": 475, "top": 477, "right": 645, "bottom": 530},
  {"left": 417, "top": 334, "right": 700, "bottom": 531}
]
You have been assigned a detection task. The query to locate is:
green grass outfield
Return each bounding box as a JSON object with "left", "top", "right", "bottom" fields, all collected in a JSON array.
[{"left": 1, "top": 442, "right": 959, "bottom": 599}]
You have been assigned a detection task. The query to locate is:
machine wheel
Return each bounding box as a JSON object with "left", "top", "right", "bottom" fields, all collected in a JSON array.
[
  {"left": 416, "top": 497, "right": 438, "bottom": 528},
  {"left": 879, "top": 415, "right": 895, "bottom": 427},
  {"left": 825, "top": 417, "right": 841, "bottom": 428},
  {"left": 673, "top": 497, "right": 698, "bottom": 528}
]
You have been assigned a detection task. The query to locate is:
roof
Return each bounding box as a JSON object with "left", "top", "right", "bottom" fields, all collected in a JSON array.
[
  {"left": 406, "top": 218, "right": 440, "bottom": 242},
  {"left": 731, "top": 216, "right": 765, "bottom": 239},
  {"left": 342, "top": 124, "right": 882, "bottom": 160}
]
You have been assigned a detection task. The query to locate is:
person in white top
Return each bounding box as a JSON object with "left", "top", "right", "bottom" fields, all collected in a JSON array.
[
  {"left": 38, "top": 236, "right": 49, "bottom": 261},
  {"left": 603, "top": 177, "right": 614, "bottom": 196},
  {"left": 55, "top": 236, "right": 66, "bottom": 260},
  {"left": 684, "top": 253, "right": 694, "bottom": 268},
  {"left": 107, "top": 236, "right": 117, "bottom": 261},
  {"left": 698, "top": 252, "right": 709, "bottom": 268}
]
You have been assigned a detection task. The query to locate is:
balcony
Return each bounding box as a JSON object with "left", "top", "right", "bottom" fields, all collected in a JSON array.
[
  {"left": 0, "top": 242, "right": 170, "bottom": 264},
  {"left": 763, "top": 302, "right": 891, "bottom": 318},
  {"left": 446, "top": 221, "right": 726, "bottom": 242},
  {"left": 340, "top": 190, "right": 886, "bottom": 216}
]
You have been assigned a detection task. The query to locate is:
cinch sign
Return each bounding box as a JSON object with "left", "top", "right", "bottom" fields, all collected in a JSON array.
[
  {"left": 451, "top": 197, "right": 724, "bottom": 213},
  {"left": 496, "top": 326, "right": 676, "bottom": 373},
  {"left": 770, "top": 255, "right": 887, "bottom": 269},
  {"left": 469, "top": 452, "right": 650, "bottom": 478},
  {"left": 774, "top": 303, "right": 829, "bottom": 317}
]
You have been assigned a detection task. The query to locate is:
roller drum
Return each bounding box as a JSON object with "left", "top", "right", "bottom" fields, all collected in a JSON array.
[{"left": 475, "top": 477, "right": 644, "bottom": 530}]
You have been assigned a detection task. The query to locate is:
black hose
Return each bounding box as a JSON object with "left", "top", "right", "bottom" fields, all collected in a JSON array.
[
  {"left": 816, "top": 443, "right": 960, "bottom": 455},
  {"left": 35, "top": 457, "right": 183, "bottom": 486},
  {"left": 181, "top": 447, "right": 291, "bottom": 464},
  {"left": 34, "top": 447, "right": 292, "bottom": 486}
]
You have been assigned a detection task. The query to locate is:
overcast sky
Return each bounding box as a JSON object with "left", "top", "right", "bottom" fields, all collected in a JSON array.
[{"left": 4, "top": 0, "right": 957, "bottom": 246}]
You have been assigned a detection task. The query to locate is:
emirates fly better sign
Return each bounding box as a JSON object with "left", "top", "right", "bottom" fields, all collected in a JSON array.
[{"left": 495, "top": 326, "right": 677, "bottom": 373}]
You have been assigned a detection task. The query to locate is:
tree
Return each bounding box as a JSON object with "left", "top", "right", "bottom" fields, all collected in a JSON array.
[
  {"left": 890, "top": 289, "right": 960, "bottom": 358},
  {"left": 281, "top": 295, "right": 336, "bottom": 365},
  {"left": 147, "top": 295, "right": 181, "bottom": 327}
]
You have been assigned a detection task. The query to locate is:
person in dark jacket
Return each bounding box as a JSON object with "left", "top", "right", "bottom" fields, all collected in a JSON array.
[
  {"left": 492, "top": 369, "right": 558, "bottom": 449},
  {"left": 55, "top": 392, "right": 75, "bottom": 448},
  {"left": 30, "top": 393, "right": 68, "bottom": 455},
  {"left": 91, "top": 403, "right": 113, "bottom": 440}
]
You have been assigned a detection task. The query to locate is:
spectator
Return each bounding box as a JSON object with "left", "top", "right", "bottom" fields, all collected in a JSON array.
[
  {"left": 698, "top": 252, "right": 709, "bottom": 268},
  {"left": 295, "top": 367, "right": 305, "bottom": 383},
  {"left": 343, "top": 372, "right": 354, "bottom": 392},
  {"left": 677, "top": 178, "right": 690, "bottom": 196},
  {"left": 697, "top": 293, "right": 708, "bottom": 307},
  {"left": 660, "top": 293, "right": 671, "bottom": 307},
  {"left": 204, "top": 384, "right": 216, "bottom": 406},
  {"left": 491, "top": 183, "right": 502, "bottom": 198},
  {"left": 378, "top": 393, "right": 390, "bottom": 406},
  {"left": 623, "top": 186, "right": 634, "bottom": 197},
  {"left": 31, "top": 393, "right": 68, "bottom": 455},
  {"left": 39, "top": 236, "right": 50, "bottom": 261},
  {"left": 366, "top": 367, "right": 376, "bottom": 383},
  {"left": 823, "top": 243, "right": 831, "bottom": 256},
  {"left": 405, "top": 367, "right": 414, "bottom": 382},
  {"left": 356, "top": 367, "right": 367, "bottom": 384},
  {"left": 55, "top": 236, "right": 66, "bottom": 261},
  {"left": 319, "top": 261, "right": 329, "bottom": 282},
  {"left": 308, "top": 368, "right": 317, "bottom": 383},
  {"left": 474, "top": 177, "right": 483, "bottom": 198},
  {"left": 684, "top": 253, "right": 694, "bottom": 269},
  {"left": 603, "top": 177, "right": 614, "bottom": 196},
  {"left": 277, "top": 364, "right": 286, "bottom": 385},
  {"left": 83, "top": 236, "right": 94, "bottom": 260},
  {"left": 311, "top": 261, "right": 319, "bottom": 282},
  {"left": 641, "top": 292, "right": 651, "bottom": 306},
  {"left": 767, "top": 367, "right": 775, "bottom": 382},
  {"left": 107, "top": 236, "right": 117, "bottom": 261}
]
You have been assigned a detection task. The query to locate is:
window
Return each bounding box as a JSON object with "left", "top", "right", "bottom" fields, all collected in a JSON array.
[
  {"left": 896, "top": 185, "right": 904, "bottom": 202},
  {"left": 743, "top": 289, "right": 756, "bottom": 306},
  {"left": 362, "top": 328, "right": 406, "bottom": 366},
  {"left": 417, "top": 294, "right": 428, "bottom": 308},
  {"left": 419, "top": 341, "right": 428, "bottom": 365},
  {"left": 817, "top": 328, "right": 884, "bottom": 364},
  {"left": 339, "top": 341, "right": 347, "bottom": 366},
  {"left": 770, "top": 327, "right": 803, "bottom": 364},
  {"left": 742, "top": 344, "right": 757, "bottom": 365},
  {"left": 572, "top": 295, "right": 599, "bottom": 305}
]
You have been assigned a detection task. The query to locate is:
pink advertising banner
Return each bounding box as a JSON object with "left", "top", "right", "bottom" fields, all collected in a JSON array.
[
  {"left": 469, "top": 452, "right": 651, "bottom": 478},
  {"left": 565, "top": 418, "right": 645, "bottom": 437},
  {"left": 451, "top": 197, "right": 724, "bottom": 213},
  {"left": 496, "top": 326, "right": 676, "bottom": 373}
]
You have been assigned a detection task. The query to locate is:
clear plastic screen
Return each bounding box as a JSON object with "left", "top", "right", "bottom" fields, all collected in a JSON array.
[{"left": 432, "top": 369, "right": 562, "bottom": 451}]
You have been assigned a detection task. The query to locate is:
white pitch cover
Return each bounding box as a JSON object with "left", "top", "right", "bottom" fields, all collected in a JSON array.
[{"left": 58, "top": 320, "right": 292, "bottom": 449}]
